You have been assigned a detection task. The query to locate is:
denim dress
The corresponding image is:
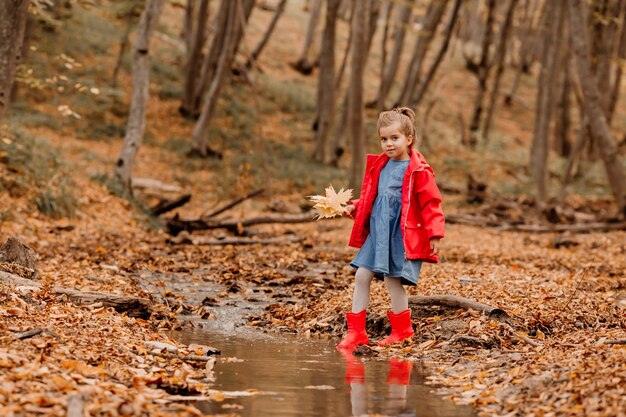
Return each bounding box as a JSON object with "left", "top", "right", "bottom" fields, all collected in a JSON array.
[{"left": 351, "top": 159, "right": 423, "bottom": 286}]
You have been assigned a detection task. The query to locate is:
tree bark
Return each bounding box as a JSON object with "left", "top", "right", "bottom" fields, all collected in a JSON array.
[
  {"left": 468, "top": 0, "right": 497, "bottom": 145},
  {"left": 313, "top": 0, "right": 341, "bottom": 163},
  {"left": 0, "top": 0, "right": 29, "bottom": 123},
  {"left": 180, "top": 0, "right": 210, "bottom": 117},
  {"left": 347, "top": 0, "right": 370, "bottom": 189},
  {"left": 245, "top": 0, "right": 288, "bottom": 69},
  {"left": 374, "top": 0, "right": 414, "bottom": 108},
  {"left": 568, "top": 0, "right": 626, "bottom": 216},
  {"left": 372, "top": 0, "right": 393, "bottom": 110},
  {"left": 608, "top": 3, "right": 626, "bottom": 123},
  {"left": 111, "top": 12, "right": 135, "bottom": 89},
  {"left": 396, "top": 0, "right": 448, "bottom": 107},
  {"left": 553, "top": 44, "right": 572, "bottom": 157},
  {"left": 482, "top": 0, "right": 518, "bottom": 143},
  {"left": 411, "top": 0, "right": 463, "bottom": 108},
  {"left": 114, "top": 0, "right": 165, "bottom": 193},
  {"left": 190, "top": 0, "right": 240, "bottom": 157},
  {"left": 293, "top": 0, "right": 323, "bottom": 74},
  {"left": 529, "top": 1, "right": 563, "bottom": 203}
]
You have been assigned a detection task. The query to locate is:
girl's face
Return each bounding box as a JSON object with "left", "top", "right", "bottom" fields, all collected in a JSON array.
[{"left": 379, "top": 122, "right": 413, "bottom": 160}]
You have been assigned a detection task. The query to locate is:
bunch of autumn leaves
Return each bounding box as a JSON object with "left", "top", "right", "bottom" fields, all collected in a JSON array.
[{"left": 309, "top": 185, "right": 353, "bottom": 219}]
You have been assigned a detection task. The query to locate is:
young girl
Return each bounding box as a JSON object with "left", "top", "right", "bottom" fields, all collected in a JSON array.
[{"left": 338, "top": 107, "right": 445, "bottom": 350}]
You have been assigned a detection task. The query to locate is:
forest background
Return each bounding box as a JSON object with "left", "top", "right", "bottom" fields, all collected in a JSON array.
[{"left": 0, "top": 0, "right": 625, "bottom": 416}]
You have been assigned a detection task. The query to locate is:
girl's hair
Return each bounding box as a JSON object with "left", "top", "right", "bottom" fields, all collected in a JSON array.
[{"left": 377, "top": 107, "right": 417, "bottom": 146}]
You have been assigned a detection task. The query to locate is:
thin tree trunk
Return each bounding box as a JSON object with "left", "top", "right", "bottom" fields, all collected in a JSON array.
[
  {"left": 371, "top": 0, "right": 393, "bottom": 110},
  {"left": 375, "top": 0, "right": 414, "bottom": 108},
  {"left": 568, "top": 0, "right": 626, "bottom": 216},
  {"left": 482, "top": 0, "right": 517, "bottom": 143},
  {"left": 529, "top": 1, "right": 563, "bottom": 203},
  {"left": 560, "top": 112, "right": 588, "bottom": 201},
  {"left": 293, "top": 0, "right": 322, "bottom": 74},
  {"left": 191, "top": 0, "right": 229, "bottom": 118},
  {"left": 468, "top": 0, "right": 497, "bottom": 145},
  {"left": 114, "top": 0, "right": 164, "bottom": 192},
  {"left": 245, "top": 0, "right": 288, "bottom": 69},
  {"left": 396, "top": 0, "right": 448, "bottom": 107},
  {"left": 111, "top": 12, "right": 135, "bottom": 89},
  {"left": 411, "top": 0, "right": 463, "bottom": 108},
  {"left": 0, "top": 0, "right": 29, "bottom": 123},
  {"left": 190, "top": 0, "right": 240, "bottom": 157},
  {"left": 313, "top": 0, "right": 340, "bottom": 163},
  {"left": 348, "top": 0, "right": 370, "bottom": 189},
  {"left": 181, "top": 0, "right": 210, "bottom": 117},
  {"left": 335, "top": 0, "right": 355, "bottom": 91},
  {"left": 608, "top": 3, "right": 626, "bottom": 123},
  {"left": 553, "top": 39, "right": 572, "bottom": 157},
  {"left": 184, "top": 0, "right": 196, "bottom": 53}
]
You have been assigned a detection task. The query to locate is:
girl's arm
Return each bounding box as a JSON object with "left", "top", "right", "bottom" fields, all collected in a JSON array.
[{"left": 415, "top": 169, "right": 445, "bottom": 239}]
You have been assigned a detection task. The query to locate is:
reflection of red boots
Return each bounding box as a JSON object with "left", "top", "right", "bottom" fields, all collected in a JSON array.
[
  {"left": 378, "top": 309, "right": 414, "bottom": 346},
  {"left": 386, "top": 358, "right": 412, "bottom": 385},
  {"left": 337, "top": 310, "right": 369, "bottom": 351},
  {"left": 339, "top": 350, "right": 365, "bottom": 384}
]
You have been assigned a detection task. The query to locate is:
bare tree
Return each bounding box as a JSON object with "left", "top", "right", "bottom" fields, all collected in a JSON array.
[
  {"left": 529, "top": 1, "right": 564, "bottom": 203},
  {"left": 373, "top": 0, "right": 414, "bottom": 108},
  {"left": 396, "top": 0, "right": 448, "bottom": 107},
  {"left": 348, "top": 0, "right": 370, "bottom": 189},
  {"left": 0, "top": 0, "right": 29, "bottom": 123},
  {"left": 180, "top": 0, "right": 210, "bottom": 117},
  {"left": 568, "top": 0, "right": 626, "bottom": 216},
  {"left": 313, "top": 0, "right": 341, "bottom": 163},
  {"left": 115, "top": 0, "right": 165, "bottom": 192},
  {"left": 190, "top": 0, "right": 241, "bottom": 157},
  {"left": 292, "top": 0, "right": 322, "bottom": 74},
  {"left": 245, "top": 0, "right": 288, "bottom": 69},
  {"left": 481, "top": 0, "right": 518, "bottom": 143}
]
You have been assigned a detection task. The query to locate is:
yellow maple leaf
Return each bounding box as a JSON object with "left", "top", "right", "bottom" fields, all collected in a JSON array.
[{"left": 309, "top": 185, "right": 353, "bottom": 220}]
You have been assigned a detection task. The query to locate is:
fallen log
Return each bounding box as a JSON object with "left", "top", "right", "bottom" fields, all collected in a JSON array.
[
  {"left": 54, "top": 289, "right": 152, "bottom": 319},
  {"left": 201, "top": 188, "right": 265, "bottom": 219},
  {"left": 167, "top": 211, "right": 316, "bottom": 235},
  {"left": 408, "top": 295, "right": 508, "bottom": 318},
  {"left": 168, "top": 234, "right": 303, "bottom": 246},
  {"left": 499, "top": 222, "right": 626, "bottom": 233},
  {"left": 132, "top": 177, "right": 182, "bottom": 194}
]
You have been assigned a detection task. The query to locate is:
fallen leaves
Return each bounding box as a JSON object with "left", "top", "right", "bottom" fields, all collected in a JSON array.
[{"left": 309, "top": 185, "right": 353, "bottom": 220}]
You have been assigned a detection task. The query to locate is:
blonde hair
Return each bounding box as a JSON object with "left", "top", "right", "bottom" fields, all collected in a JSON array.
[{"left": 377, "top": 107, "right": 417, "bottom": 147}]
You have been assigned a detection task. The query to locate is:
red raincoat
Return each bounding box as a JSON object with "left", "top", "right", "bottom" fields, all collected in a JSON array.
[{"left": 348, "top": 149, "right": 445, "bottom": 263}]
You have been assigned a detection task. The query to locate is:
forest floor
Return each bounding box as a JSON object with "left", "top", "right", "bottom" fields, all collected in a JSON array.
[{"left": 1, "top": 1, "right": 626, "bottom": 416}]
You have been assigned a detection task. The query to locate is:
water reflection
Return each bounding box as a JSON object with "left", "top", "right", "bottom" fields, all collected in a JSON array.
[{"left": 174, "top": 329, "right": 474, "bottom": 417}]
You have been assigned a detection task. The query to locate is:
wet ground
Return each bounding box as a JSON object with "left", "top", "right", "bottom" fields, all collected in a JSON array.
[{"left": 174, "top": 327, "right": 476, "bottom": 417}]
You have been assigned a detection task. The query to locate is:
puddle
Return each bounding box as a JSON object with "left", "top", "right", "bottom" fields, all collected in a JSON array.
[{"left": 174, "top": 329, "right": 476, "bottom": 417}]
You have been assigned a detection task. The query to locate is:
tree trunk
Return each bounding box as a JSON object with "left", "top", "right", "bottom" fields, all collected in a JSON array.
[
  {"left": 180, "top": 0, "right": 210, "bottom": 117},
  {"left": 190, "top": 0, "right": 240, "bottom": 157},
  {"left": 313, "top": 0, "right": 341, "bottom": 163},
  {"left": 245, "top": 0, "right": 288, "bottom": 69},
  {"left": 348, "top": 0, "right": 370, "bottom": 189},
  {"left": 482, "top": 0, "right": 518, "bottom": 143},
  {"left": 468, "top": 0, "right": 497, "bottom": 145},
  {"left": 191, "top": 0, "right": 229, "bottom": 118},
  {"left": 529, "top": 1, "right": 563, "bottom": 203},
  {"left": 411, "top": 0, "right": 463, "bottom": 108},
  {"left": 553, "top": 39, "right": 572, "bottom": 157},
  {"left": 293, "top": 0, "right": 323, "bottom": 74},
  {"left": 568, "top": 0, "right": 626, "bottom": 216},
  {"left": 183, "top": 0, "right": 195, "bottom": 53},
  {"left": 396, "top": 0, "right": 448, "bottom": 107},
  {"left": 607, "top": 1, "right": 626, "bottom": 124},
  {"left": 374, "top": 0, "right": 414, "bottom": 108},
  {"left": 0, "top": 0, "right": 29, "bottom": 123},
  {"left": 372, "top": 0, "right": 393, "bottom": 110},
  {"left": 114, "top": 0, "right": 165, "bottom": 193},
  {"left": 111, "top": 12, "right": 135, "bottom": 89}
]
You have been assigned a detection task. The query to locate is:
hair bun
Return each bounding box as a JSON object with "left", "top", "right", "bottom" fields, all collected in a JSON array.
[{"left": 394, "top": 107, "right": 415, "bottom": 123}]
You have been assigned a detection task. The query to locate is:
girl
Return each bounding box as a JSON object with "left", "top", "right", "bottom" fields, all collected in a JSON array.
[{"left": 338, "top": 107, "right": 445, "bottom": 350}]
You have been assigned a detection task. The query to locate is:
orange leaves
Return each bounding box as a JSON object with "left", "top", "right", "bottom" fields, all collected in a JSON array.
[{"left": 309, "top": 185, "right": 353, "bottom": 219}]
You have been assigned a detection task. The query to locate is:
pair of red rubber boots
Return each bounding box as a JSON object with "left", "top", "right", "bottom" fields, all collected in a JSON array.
[{"left": 336, "top": 309, "right": 414, "bottom": 351}]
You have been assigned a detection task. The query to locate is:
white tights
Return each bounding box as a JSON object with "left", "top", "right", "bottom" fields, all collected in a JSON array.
[{"left": 351, "top": 267, "right": 408, "bottom": 314}]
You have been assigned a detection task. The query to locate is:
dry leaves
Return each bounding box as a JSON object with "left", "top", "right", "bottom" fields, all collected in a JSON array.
[{"left": 309, "top": 185, "right": 353, "bottom": 220}]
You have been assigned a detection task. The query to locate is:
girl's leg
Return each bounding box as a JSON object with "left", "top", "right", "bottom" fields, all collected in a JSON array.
[
  {"left": 383, "top": 276, "right": 408, "bottom": 313},
  {"left": 352, "top": 268, "right": 375, "bottom": 313}
]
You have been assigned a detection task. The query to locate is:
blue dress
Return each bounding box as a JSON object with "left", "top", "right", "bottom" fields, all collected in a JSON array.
[{"left": 351, "top": 159, "right": 423, "bottom": 286}]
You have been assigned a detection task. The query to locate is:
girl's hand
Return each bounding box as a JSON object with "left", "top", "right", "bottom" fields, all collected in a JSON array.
[
  {"left": 344, "top": 204, "right": 356, "bottom": 218},
  {"left": 429, "top": 238, "right": 441, "bottom": 256}
]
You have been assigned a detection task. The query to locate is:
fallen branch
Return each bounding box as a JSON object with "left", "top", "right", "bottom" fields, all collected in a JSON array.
[
  {"left": 502, "top": 322, "right": 543, "bottom": 347},
  {"left": 54, "top": 289, "right": 152, "bottom": 319},
  {"left": 12, "top": 328, "right": 43, "bottom": 340},
  {"left": 409, "top": 295, "right": 508, "bottom": 318},
  {"left": 169, "top": 234, "right": 303, "bottom": 246},
  {"left": 132, "top": 177, "right": 182, "bottom": 194},
  {"left": 605, "top": 339, "right": 626, "bottom": 345},
  {"left": 167, "top": 211, "right": 316, "bottom": 235},
  {"left": 151, "top": 194, "right": 192, "bottom": 216},
  {"left": 201, "top": 188, "right": 265, "bottom": 219},
  {"left": 499, "top": 222, "right": 626, "bottom": 233}
]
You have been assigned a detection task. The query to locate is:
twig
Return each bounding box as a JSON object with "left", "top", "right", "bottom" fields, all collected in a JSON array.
[
  {"left": 502, "top": 323, "right": 543, "bottom": 347},
  {"left": 201, "top": 188, "right": 265, "bottom": 219},
  {"left": 560, "top": 267, "right": 590, "bottom": 311},
  {"left": 12, "top": 328, "right": 43, "bottom": 340}
]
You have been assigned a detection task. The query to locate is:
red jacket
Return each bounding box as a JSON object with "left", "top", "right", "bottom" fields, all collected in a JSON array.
[{"left": 349, "top": 149, "right": 445, "bottom": 263}]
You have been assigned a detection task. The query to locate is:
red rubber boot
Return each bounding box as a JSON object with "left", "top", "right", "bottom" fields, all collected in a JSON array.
[
  {"left": 337, "top": 310, "right": 369, "bottom": 351},
  {"left": 378, "top": 309, "right": 414, "bottom": 346}
]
